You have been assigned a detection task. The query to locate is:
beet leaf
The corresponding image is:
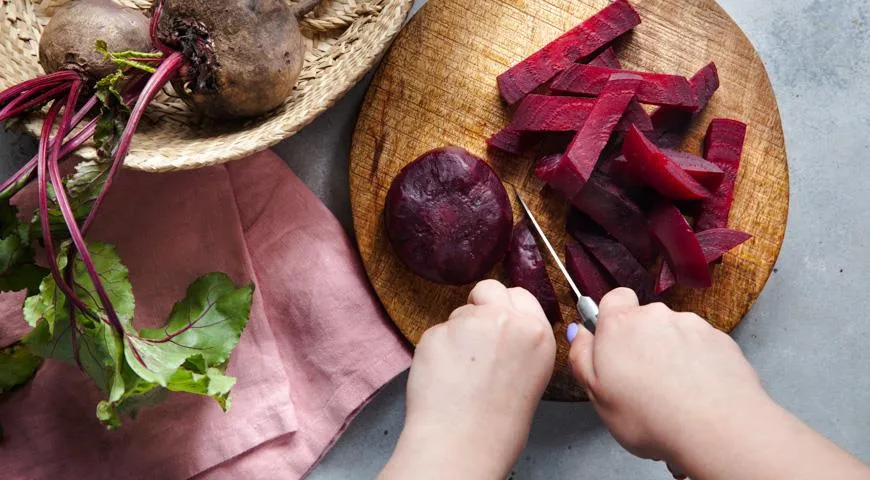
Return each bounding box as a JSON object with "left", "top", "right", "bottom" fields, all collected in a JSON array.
[{"left": 0, "top": 343, "right": 42, "bottom": 394}]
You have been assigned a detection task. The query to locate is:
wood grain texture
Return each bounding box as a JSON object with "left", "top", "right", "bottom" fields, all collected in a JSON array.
[{"left": 349, "top": 0, "right": 789, "bottom": 401}]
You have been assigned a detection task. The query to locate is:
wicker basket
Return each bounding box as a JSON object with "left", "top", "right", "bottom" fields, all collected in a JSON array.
[{"left": 0, "top": 0, "right": 413, "bottom": 172}]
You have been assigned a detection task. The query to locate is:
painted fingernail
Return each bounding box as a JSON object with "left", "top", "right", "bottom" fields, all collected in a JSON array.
[{"left": 566, "top": 323, "right": 579, "bottom": 344}]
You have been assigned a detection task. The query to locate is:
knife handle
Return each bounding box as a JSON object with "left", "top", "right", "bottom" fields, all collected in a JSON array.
[{"left": 576, "top": 296, "right": 599, "bottom": 334}]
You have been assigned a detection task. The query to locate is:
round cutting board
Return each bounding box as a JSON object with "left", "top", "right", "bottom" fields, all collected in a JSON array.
[{"left": 349, "top": 0, "right": 788, "bottom": 400}]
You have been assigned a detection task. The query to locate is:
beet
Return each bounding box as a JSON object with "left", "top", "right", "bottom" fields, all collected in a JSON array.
[
  {"left": 588, "top": 47, "right": 621, "bottom": 68},
  {"left": 504, "top": 94, "right": 650, "bottom": 134},
  {"left": 565, "top": 243, "right": 612, "bottom": 303},
  {"left": 572, "top": 173, "right": 658, "bottom": 265},
  {"left": 537, "top": 74, "right": 641, "bottom": 196},
  {"left": 574, "top": 231, "right": 656, "bottom": 304},
  {"left": 648, "top": 62, "right": 720, "bottom": 148},
  {"left": 695, "top": 119, "right": 747, "bottom": 231},
  {"left": 38, "top": 1, "right": 152, "bottom": 81},
  {"left": 496, "top": 0, "right": 641, "bottom": 104},
  {"left": 506, "top": 223, "right": 562, "bottom": 323},
  {"left": 648, "top": 203, "right": 711, "bottom": 288},
  {"left": 384, "top": 147, "right": 513, "bottom": 285},
  {"left": 588, "top": 48, "right": 652, "bottom": 131},
  {"left": 158, "top": 0, "right": 310, "bottom": 119},
  {"left": 486, "top": 128, "right": 528, "bottom": 154},
  {"left": 612, "top": 149, "right": 724, "bottom": 190},
  {"left": 551, "top": 65, "right": 699, "bottom": 109},
  {"left": 621, "top": 125, "right": 711, "bottom": 200},
  {"left": 656, "top": 228, "right": 752, "bottom": 293}
]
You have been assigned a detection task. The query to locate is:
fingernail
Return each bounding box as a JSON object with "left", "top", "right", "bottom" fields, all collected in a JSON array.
[{"left": 566, "top": 323, "right": 579, "bottom": 344}]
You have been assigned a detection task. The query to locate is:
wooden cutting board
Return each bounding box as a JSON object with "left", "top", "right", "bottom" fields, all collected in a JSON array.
[{"left": 349, "top": 0, "right": 788, "bottom": 401}]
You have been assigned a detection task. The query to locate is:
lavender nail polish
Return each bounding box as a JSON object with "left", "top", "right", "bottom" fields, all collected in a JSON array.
[{"left": 566, "top": 323, "right": 579, "bottom": 344}]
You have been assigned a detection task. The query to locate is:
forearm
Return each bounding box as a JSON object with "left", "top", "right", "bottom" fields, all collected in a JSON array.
[{"left": 672, "top": 395, "right": 870, "bottom": 480}]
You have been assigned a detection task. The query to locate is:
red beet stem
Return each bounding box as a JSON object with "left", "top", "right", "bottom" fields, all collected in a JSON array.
[
  {"left": 0, "top": 70, "right": 81, "bottom": 107},
  {"left": 496, "top": 0, "right": 641, "bottom": 104},
  {"left": 150, "top": 0, "right": 174, "bottom": 56},
  {"left": 552, "top": 64, "right": 699, "bottom": 109},
  {"left": 83, "top": 52, "right": 185, "bottom": 233},
  {"left": 621, "top": 125, "right": 711, "bottom": 200},
  {"left": 695, "top": 119, "right": 747, "bottom": 231},
  {"left": 0, "top": 83, "right": 71, "bottom": 122}
]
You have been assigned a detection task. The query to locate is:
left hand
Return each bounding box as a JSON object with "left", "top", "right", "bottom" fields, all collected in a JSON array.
[{"left": 379, "top": 280, "right": 557, "bottom": 480}]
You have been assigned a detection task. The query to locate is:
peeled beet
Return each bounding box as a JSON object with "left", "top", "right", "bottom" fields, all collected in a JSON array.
[
  {"left": 505, "top": 94, "right": 650, "bottom": 134},
  {"left": 496, "top": 0, "right": 641, "bottom": 104},
  {"left": 621, "top": 125, "right": 712, "bottom": 200},
  {"left": 537, "top": 74, "right": 641, "bottom": 197},
  {"left": 588, "top": 49, "right": 653, "bottom": 131},
  {"left": 384, "top": 147, "right": 513, "bottom": 285},
  {"left": 612, "top": 149, "right": 725, "bottom": 190},
  {"left": 695, "top": 119, "right": 747, "bottom": 231},
  {"left": 574, "top": 231, "right": 657, "bottom": 304},
  {"left": 506, "top": 223, "right": 562, "bottom": 323},
  {"left": 648, "top": 62, "right": 720, "bottom": 148},
  {"left": 648, "top": 203, "right": 711, "bottom": 288},
  {"left": 565, "top": 243, "right": 612, "bottom": 303},
  {"left": 571, "top": 173, "right": 658, "bottom": 266},
  {"left": 486, "top": 128, "right": 528, "bottom": 154},
  {"left": 656, "top": 228, "right": 752, "bottom": 293},
  {"left": 551, "top": 64, "right": 699, "bottom": 109}
]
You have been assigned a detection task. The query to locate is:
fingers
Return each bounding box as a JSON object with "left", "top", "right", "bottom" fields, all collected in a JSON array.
[
  {"left": 506, "top": 287, "right": 547, "bottom": 322},
  {"left": 468, "top": 279, "right": 510, "bottom": 306},
  {"left": 568, "top": 323, "right": 596, "bottom": 392},
  {"left": 599, "top": 288, "right": 639, "bottom": 315}
]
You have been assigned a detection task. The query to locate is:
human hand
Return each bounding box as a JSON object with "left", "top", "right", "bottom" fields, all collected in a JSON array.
[
  {"left": 567, "top": 288, "right": 768, "bottom": 469},
  {"left": 379, "top": 280, "right": 556, "bottom": 480}
]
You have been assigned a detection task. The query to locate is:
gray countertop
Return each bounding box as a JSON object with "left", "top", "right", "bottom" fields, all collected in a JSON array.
[{"left": 2, "top": 0, "right": 868, "bottom": 478}]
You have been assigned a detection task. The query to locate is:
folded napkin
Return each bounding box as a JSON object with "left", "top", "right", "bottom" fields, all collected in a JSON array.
[{"left": 0, "top": 150, "right": 411, "bottom": 479}]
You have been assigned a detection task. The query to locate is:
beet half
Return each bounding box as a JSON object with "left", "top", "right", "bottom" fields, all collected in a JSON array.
[
  {"left": 385, "top": 147, "right": 513, "bottom": 285},
  {"left": 506, "top": 222, "right": 561, "bottom": 323}
]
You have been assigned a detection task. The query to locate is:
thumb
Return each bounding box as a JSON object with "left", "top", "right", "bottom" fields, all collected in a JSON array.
[{"left": 567, "top": 323, "right": 596, "bottom": 393}]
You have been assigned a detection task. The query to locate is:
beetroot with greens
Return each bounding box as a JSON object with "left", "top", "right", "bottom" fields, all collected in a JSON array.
[
  {"left": 648, "top": 203, "right": 711, "bottom": 288},
  {"left": 536, "top": 74, "right": 641, "bottom": 197},
  {"left": 565, "top": 243, "right": 612, "bottom": 303},
  {"left": 621, "top": 125, "right": 712, "bottom": 200},
  {"left": 385, "top": 147, "right": 513, "bottom": 285},
  {"left": 496, "top": 0, "right": 641, "bottom": 104},
  {"left": 506, "top": 223, "right": 562, "bottom": 323},
  {"left": 552, "top": 64, "right": 699, "bottom": 109},
  {"left": 695, "top": 119, "right": 747, "bottom": 231},
  {"left": 656, "top": 228, "right": 752, "bottom": 293}
]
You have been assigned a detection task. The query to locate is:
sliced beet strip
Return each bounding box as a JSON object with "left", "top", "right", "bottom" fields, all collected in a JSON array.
[
  {"left": 537, "top": 74, "right": 641, "bottom": 197},
  {"left": 504, "top": 94, "right": 649, "bottom": 134},
  {"left": 571, "top": 173, "right": 658, "bottom": 265},
  {"left": 695, "top": 119, "right": 747, "bottom": 231},
  {"left": 621, "top": 125, "right": 711, "bottom": 200},
  {"left": 506, "top": 222, "right": 562, "bottom": 323},
  {"left": 551, "top": 64, "right": 699, "bottom": 109},
  {"left": 496, "top": 0, "right": 641, "bottom": 104},
  {"left": 648, "top": 62, "right": 720, "bottom": 148},
  {"left": 588, "top": 48, "right": 652, "bottom": 131},
  {"left": 486, "top": 128, "right": 528, "bottom": 155},
  {"left": 655, "top": 228, "right": 752, "bottom": 293},
  {"left": 648, "top": 203, "right": 711, "bottom": 288},
  {"left": 565, "top": 243, "right": 613, "bottom": 303},
  {"left": 612, "top": 149, "right": 725, "bottom": 190},
  {"left": 574, "top": 230, "right": 656, "bottom": 304}
]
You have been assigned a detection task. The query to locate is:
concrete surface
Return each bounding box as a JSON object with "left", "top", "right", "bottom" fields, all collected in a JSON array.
[{"left": 2, "top": 0, "right": 868, "bottom": 478}]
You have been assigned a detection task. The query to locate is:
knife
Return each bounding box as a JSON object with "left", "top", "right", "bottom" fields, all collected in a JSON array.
[{"left": 514, "top": 190, "right": 599, "bottom": 334}]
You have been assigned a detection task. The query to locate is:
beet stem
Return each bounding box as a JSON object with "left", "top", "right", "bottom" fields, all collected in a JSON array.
[
  {"left": 0, "top": 70, "right": 81, "bottom": 107},
  {"left": 149, "top": 0, "right": 174, "bottom": 56},
  {"left": 0, "top": 83, "right": 71, "bottom": 122},
  {"left": 82, "top": 52, "right": 185, "bottom": 233}
]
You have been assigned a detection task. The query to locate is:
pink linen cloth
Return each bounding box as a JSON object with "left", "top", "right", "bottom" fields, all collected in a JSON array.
[{"left": 0, "top": 150, "right": 411, "bottom": 479}]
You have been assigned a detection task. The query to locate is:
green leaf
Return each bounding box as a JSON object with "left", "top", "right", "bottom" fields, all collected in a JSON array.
[
  {"left": 0, "top": 342, "right": 42, "bottom": 393},
  {"left": 95, "top": 40, "right": 162, "bottom": 74},
  {"left": 166, "top": 367, "right": 236, "bottom": 411},
  {"left": 0, "top": 200, "right": 46, "bottom": 295}
]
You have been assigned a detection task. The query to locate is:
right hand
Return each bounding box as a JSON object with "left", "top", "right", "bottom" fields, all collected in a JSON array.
[{"left": 568, "top": 288, "right": 768, "bottom": 467}]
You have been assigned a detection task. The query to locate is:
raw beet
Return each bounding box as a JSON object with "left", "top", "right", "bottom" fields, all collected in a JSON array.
[
  {"left": 158, "top": 0, "right": 306, "bottom": 119},
  {"left": 496, "top": 0, "right": 641, "bottom": 104},
  {"left": 612, "top": 149, "right": 724, "bottom": 190},
  {"left": 537, "top": 74, "right": 641, "bottom": 196},
  {"left": 565, "top": 243, "right": 612, "bottom": 303},
  {"left": 506, "top": 223, "right": 562, "bottom": 323},
  {"left": 551, "top": 65, "right": 699, "bottom": 109},
  {"left": 39, "top": 0, "right": 152, "bottom": 81},
  {"left": 648, "top": 203, "right": 711, "bottom": 288},
  {"left": 504, "top": 94, "right": 650, "bottom": 134},
  {"left": 486, "top": 128, "right": 528, "bottom": 154},
  {"left": 574, "top": 231, "right": 656, "bottom": 304},
  {"left": 648, "top": 62, "right": 720, "bottom": 148},
  {"left": 621, "top": 125, "right": 711, "bottom": 200},
  {"left": 571, "top": 173, "right": 658, "bottom": 265},
  {"left": 656, "top": 228, "right": 752, "bottom": 293},
  {"left": 695, "top": 119, "right": 747, "bottom": 231},
  {"left": 384, "top": 147, "right": 513, "bottom": 285},
  {"left": 588, "top": 48, "right": 652, "bottom": 131}
]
